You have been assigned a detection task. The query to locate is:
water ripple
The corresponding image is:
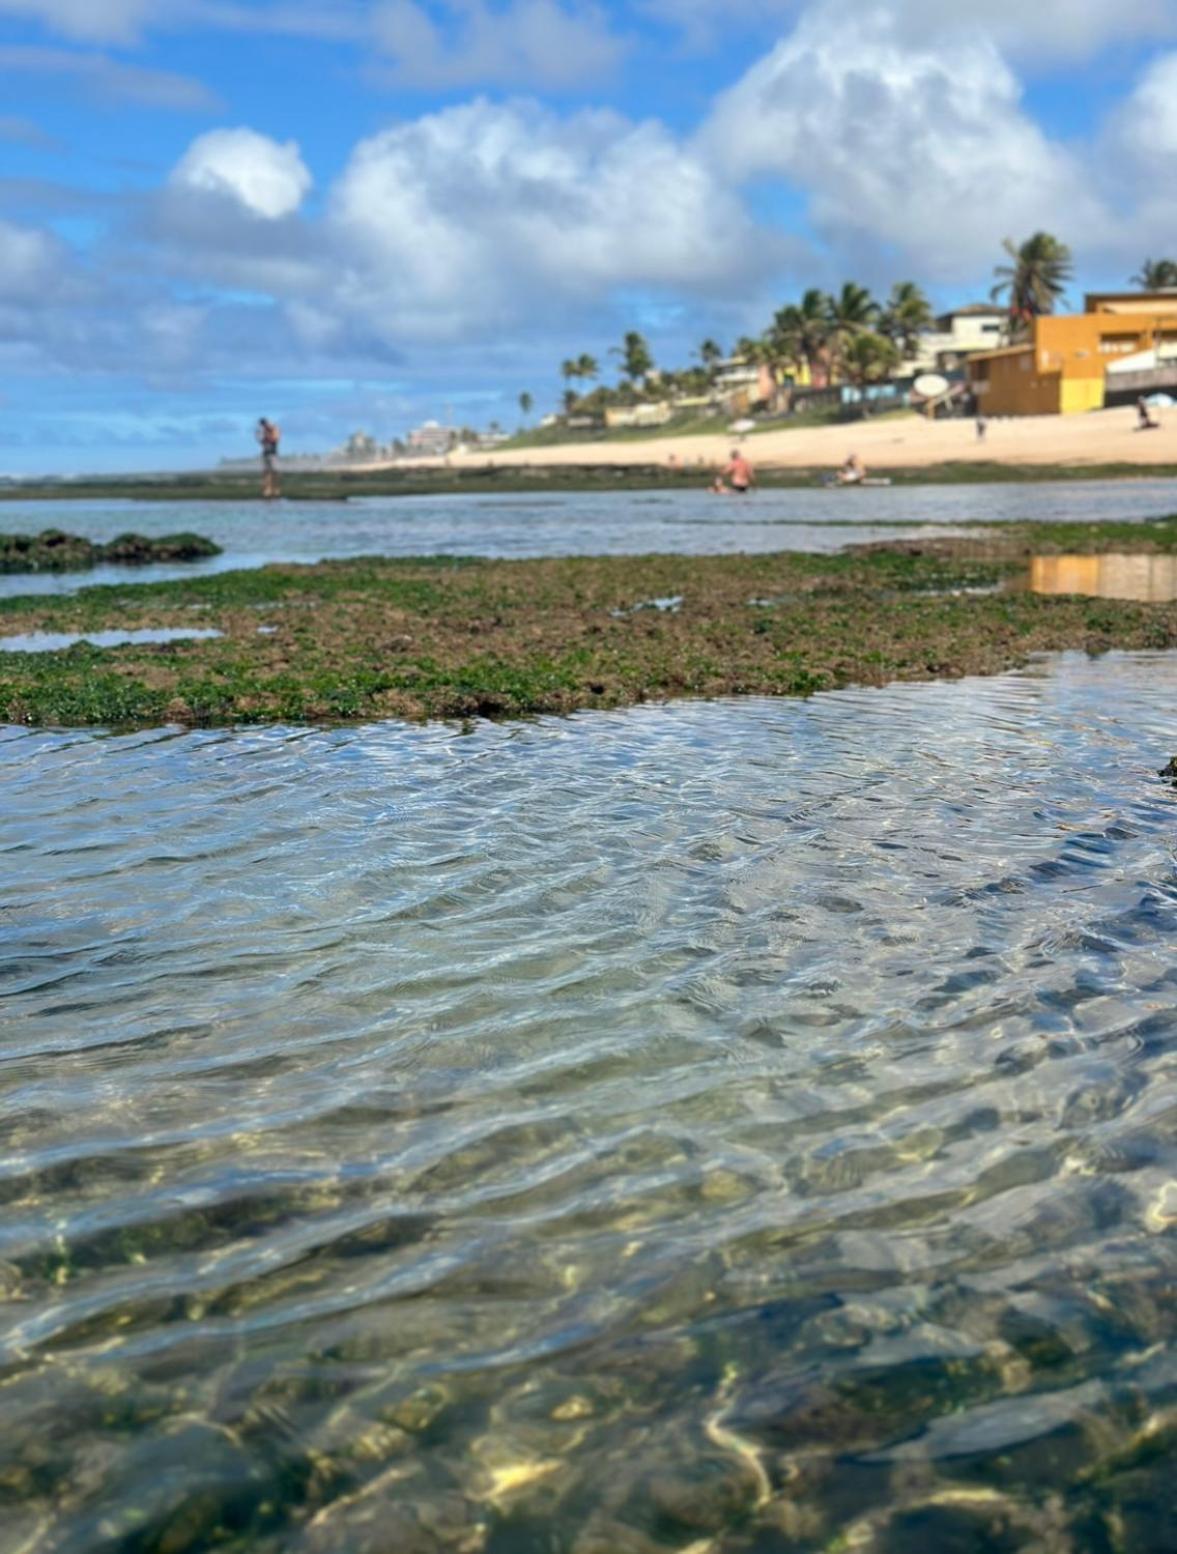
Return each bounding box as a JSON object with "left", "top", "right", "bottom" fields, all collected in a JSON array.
[{"left": 2, "top": 651, "right": 1177, "bottom": 1552}]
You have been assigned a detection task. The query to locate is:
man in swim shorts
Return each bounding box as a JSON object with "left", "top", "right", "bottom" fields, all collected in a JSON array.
[{"left": 723, "top": 450, "right": 755, "bottom": 493}]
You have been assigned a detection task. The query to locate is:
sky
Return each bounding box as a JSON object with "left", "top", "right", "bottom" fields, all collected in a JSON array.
[{"left": 1, "top": 0, "right": 1177, "bottom": 473}]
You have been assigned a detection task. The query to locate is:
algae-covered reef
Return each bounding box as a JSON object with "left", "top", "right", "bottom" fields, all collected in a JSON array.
[
  {"left": 0, "top": 529, "right": 222, "bottom": 574},
  {"left": 2, "top": 517, "right": 1177, "bottom": 727}
]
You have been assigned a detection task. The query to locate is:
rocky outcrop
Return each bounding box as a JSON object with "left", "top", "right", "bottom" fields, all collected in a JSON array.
[{"left": 0, "top": 529, "right": 222, "bottom": 573}]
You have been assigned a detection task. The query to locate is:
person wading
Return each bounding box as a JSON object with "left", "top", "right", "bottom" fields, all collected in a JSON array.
[
  {"left": 257, "top": 417, "right": 281, "bottom": 500},
  {"left": 723, "top": 449, "right": 755, "bottom": 493}
]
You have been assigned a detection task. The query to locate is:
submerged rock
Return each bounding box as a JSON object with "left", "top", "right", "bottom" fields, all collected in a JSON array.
[
  {"left": 1159, "top": 757, "right": 1177, "bottom": 780},
  {"left": 0, "top": 528, "right": 221, "bottom": 573}
]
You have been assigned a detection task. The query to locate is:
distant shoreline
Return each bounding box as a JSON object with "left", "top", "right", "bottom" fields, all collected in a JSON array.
[{"left": 3, "top": 458, "right": 1177, "bottom": 506}]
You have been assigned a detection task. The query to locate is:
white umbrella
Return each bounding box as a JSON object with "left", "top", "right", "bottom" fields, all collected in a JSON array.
[
  {"left": 1145, "top": 393, "right": 1175, "bottom": 409},
  {"left": 729, "top": 419, "right": 756, "bottom": 435}
]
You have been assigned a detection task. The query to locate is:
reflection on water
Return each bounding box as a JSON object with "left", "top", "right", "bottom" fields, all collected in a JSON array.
[
  {"left": 1030, "top": 552, "right": 1177, "bottom": 602},
  {"left": 2, "top": 652, "right": 1177, "bottom": 1552},
  {"left": 2, "top": 479, "right": 1176, "bottom": 596},
  {"left": 0, "top": 627, "right": 224, "bottom": 653}
]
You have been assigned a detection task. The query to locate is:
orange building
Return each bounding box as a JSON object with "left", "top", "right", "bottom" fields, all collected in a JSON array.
[{"left": 967, "top": 291, "right": 1177, "bottom": 416}]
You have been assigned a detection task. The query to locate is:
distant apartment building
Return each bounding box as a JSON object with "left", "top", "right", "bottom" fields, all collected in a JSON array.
[
  {"left": 604, "top": 402, "right": 672, "bottom": 430},
  {"left": 967, "top": 291, "right": 1177, "bottom": 416},
  {"left": 405, "top": 420, "right": 458, "bottom": 456}
]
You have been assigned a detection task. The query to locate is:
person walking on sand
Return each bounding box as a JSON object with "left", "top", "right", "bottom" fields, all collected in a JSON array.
[
  {"left": 1137, "top": 396, "right": 1159, "bottom": 432},
  {"left": 257, "top": 417, "right": 281, "bottom": 499},
  {"left": 723, "top": 449, "right": 755, "bottom": 494}
]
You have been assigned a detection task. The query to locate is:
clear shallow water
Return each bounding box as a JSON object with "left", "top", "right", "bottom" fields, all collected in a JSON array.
[
  {"left": 0, "top": 479, "right": 1174, "bottom": 596},
  {"left": 0, "top": 628, "right": 224, "bottom": 654},
  {"left": 2, "top": 652, "right": 1177, "bottom": 1553}
]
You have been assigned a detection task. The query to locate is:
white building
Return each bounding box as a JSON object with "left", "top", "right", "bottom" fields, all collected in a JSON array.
[
  {"left": 905, "top": 304, "right": 1007, "bottom": 373},
  {"left": 405, "top": 420, "right": 458, "bottom": 457}
]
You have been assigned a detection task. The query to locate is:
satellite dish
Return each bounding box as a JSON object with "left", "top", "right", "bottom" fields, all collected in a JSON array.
[{"left": 914, "top": 373, "right": 950, "bottom": 398}]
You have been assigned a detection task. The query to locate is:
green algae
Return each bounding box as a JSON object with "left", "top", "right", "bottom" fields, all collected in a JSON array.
[{"left": 3, "top": 524, "right": 1177, "bottom": 727}]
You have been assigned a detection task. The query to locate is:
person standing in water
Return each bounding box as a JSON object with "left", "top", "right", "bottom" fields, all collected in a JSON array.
[
  {"left": 722, "top": 449, "right": 755, "bottom": 493},
  {"left": 257, "top": 417, "right": 281, "bottom": 500}
]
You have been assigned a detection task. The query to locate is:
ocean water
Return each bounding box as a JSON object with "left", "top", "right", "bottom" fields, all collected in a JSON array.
[
  {"left": 1, "top": 478, "right": 1175, "bottom": 595},
  {"left": 2, "top": 650, "right": 1176, "bottom": 1552}
]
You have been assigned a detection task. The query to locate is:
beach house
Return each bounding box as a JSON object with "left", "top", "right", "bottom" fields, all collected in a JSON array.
[{"left": 967, "top": 291, "right": 1177, "bottom": 416}]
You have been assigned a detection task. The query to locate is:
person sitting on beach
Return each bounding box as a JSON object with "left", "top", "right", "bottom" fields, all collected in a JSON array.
[
  {"left": 723, "top": 450, "right": 755, "bottom": 493},
  {"left": 256, "top": 417, "right": 281, "bottom": 499},
  {"left": 838, "top": 453, "right": 865, "bottom": 485}
]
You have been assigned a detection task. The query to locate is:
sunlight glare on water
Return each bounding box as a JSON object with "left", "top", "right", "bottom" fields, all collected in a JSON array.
[{"left": 1, "top": 652, "right": 1177, "bottom": 1552}]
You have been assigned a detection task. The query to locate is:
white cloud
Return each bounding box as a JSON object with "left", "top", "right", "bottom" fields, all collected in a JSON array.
[
  {"left": 644, "top": 0, "right": 1177, "bottom": 61},
  {"left": 371, "top": 0, "right": 626, "bottom": 89},
  {"left": 0, "top": 44, "right": 219, "bottom": 111},
  {"left": 171, "top": 128, "right": 313, "bottom": 219},
  {"left": 0, "top": 219, "right": 63, "bottom": 301},
  {"left": 701, "top": 3, "right": 1104, "bottom": 283},
  {"left": 880, "top": 0, "right": 1177, "bottom": 62},
  {"left": 325, "top": 99, "right": 767, "bottom": 338},
  {"left": 1098, "top": 50, "right": 1177, "bottom": 261},
  {"left": 0, "top": 0, "right": 157, "bottom": 44}
]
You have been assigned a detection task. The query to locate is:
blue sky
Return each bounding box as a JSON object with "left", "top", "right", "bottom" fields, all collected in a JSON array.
[{"left": 1, "top": 0, "right": 1176, "bottom": 473}]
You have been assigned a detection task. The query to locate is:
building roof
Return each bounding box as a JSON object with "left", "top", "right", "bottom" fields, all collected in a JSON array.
[{"left": 943, "top": 302, "right": 1007, "bottom": 318}]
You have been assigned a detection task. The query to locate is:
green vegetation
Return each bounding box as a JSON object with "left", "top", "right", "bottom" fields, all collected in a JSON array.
[
  {"left": 992, "top": 231, "right": 1074, "bottom": 331},
  {"left": 0, "top": 528, "right": 221, "bottom": 573},
  {"left": 1132, "top": 257, "right": 1177, "bottom": 290},
  {"left": 533, "top": 279, "right": 936, "bottom": 436},
  {"left": 4, "top": 517, "right": 1177, "bottom": 729}
]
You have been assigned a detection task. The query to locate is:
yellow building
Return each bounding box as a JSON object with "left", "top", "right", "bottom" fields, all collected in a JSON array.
[{"left": 967, "top": 291, "right": 1177, "bottom": 416}]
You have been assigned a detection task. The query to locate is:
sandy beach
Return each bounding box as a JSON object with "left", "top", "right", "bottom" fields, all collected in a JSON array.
[{"left": 434, "top": 405, "right": 1177, "bottom": 476}]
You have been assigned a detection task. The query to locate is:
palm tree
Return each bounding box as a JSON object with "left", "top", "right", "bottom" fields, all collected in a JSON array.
[
  {"left": 561, "top": 358, "right": 579, "bottom": 388},
  {"left": 1132, "top": 258, "right": 1177, "bottom": 291},
  {"left": 825, "top": 284, "right": 879, "bottom": 381},
  {"left": 840, "top": 331, "right": 901, "bottom": 401},
  {"left": 615, "top": 331, "right": 653, "bottom": 386},
  {"left": 879, "top": 281, "right": 933, "bottom": 361},
  {"left": 698, "top": 338, "right": 724, "bottom": 373},
  {"left": 518, "top": 391, "right": 533, "bottom": 423},
  {"left": 576, "top": 353, "right": 599, "bottom": 382},
  {"left": 991, "top": 233, "right": 1073, "bottom": 331},
  {"left": 769, "top": 288, "right": 834, "bottom": 387}
]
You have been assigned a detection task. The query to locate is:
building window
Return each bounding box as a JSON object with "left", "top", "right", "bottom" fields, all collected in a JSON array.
[{"left": 1099, "top": 335, "right": 1142, "bottom": 354}]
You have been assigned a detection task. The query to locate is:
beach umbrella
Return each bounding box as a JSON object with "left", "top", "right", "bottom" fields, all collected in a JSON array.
[
  {"left": 913, "top": 373, "right": 949, "bottom": 399},
  {"left": 729, "top": 419, "right": 756, "bottom": 435}
]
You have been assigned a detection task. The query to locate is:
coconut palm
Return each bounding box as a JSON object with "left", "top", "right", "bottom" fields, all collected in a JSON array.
[
  {"left": 576, "top": 353, "right": 599, "bottom": 382},
  {"left": 991, "top": 233, "right": 1073, "bottom": 329},
  {"left": 518, "top": 391, "right": 533, "bottom": 423},
  {"left": 698, "top": 338, "right": 724, "bottom": 373},
  {"left": 879, "top": 281, "right": 933, "bottom": 360},
  {"left": 614, "top": 331, "right": 653, "bottom": 386},
  {"left": 1132, "top": 258, "right": 1177, "bottom": 290},
  {"left": 769, "top": 288, "right": 834, "bottom": 386},
  {"left": 827, "top": 283, "right": 879, "bottom": 337},
  {"left": 840, "top": 331, "right": 900, "bottom": 389}
]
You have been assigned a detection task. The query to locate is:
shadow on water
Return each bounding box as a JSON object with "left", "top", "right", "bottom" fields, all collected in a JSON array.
[{"left": 1, "top": 651, "right": 1177, "bottom": 1551}]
